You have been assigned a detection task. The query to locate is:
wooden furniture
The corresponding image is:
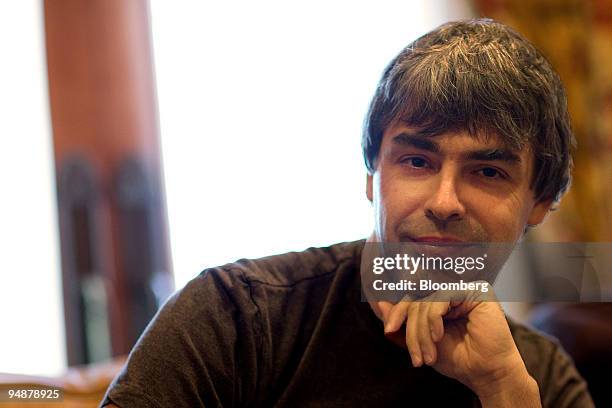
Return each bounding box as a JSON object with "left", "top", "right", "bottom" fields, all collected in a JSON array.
[{"left": 0, "top": 356, "right": 125, "bottom": 407}]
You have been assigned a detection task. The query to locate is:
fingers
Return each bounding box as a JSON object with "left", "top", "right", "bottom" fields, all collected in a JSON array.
[
  {"left": 428, "top": 301, "right": 447, "bottom": 342},
  {"left": 384, "top": 298, "right": 451, "bottom": 367},
  {"left": 417, "top": 302, "right": 436, "bottom": 366},
  {"left": 381, "top": 300, "right": 424, "bottom": 366},
  {"left": 375, "top": 301, "right": 395, "bottom": 325},
  {"left": 412, "top": 301, "right": 449, "bottom": 366},
  {"left": 383, "top": 285, "right": 497, "bottom": 368},
  {"left": 405, "top": 303, "right": 422, "bottom": 367},
  {"left": 384, "top": 300, "right": 409, "bottom": 333}
]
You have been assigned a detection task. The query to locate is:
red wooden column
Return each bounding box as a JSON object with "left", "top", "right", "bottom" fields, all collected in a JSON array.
[{"left": 44, "top": 0, "right": 173, "bottom": 365}]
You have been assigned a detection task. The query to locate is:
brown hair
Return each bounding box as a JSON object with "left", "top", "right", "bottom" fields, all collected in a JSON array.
[{"left": 362, "top": 18, "right": 575, "bottom": 203}]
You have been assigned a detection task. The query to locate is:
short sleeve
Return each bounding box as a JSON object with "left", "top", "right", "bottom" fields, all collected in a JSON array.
[
  {"left": 511, "top": 320, "right": 594, "bottom": 408},
  {"left": 540, "top": 343, "right": 594, "bottom": 408},
  {"left": 99, "top": 267, "right": 262, "bottom": 408}
]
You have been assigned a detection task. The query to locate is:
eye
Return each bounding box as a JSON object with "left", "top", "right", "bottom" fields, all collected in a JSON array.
[
  {"left": 401, "top": 156, "right": 429, "bottom": 168},
  {"left": 477, "top": 167, "right": 505, "bottom": 179}
]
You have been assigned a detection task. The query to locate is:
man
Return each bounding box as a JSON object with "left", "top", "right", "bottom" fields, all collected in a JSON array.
[{"left": 102, "top": 19, "right": 593, "bottom": 407}]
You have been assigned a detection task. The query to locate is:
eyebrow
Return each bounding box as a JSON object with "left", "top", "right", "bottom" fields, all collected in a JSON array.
[
  {"left": 390, "top": 132, "right": 521, "bottom": 164},
  {"left": 391, "top": 133, "right": 439, "bottom": 152},
  {"left": 465, "top": 148, "right": 521, "bottom": 164}
]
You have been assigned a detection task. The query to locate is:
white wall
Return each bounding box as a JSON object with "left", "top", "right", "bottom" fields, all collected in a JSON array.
[
  {"left": 149, "top": 0, "right": 468, "bottom": 288},
  {"left": 0, "top": 0, "right": 472, "bottom": 376},
  {"left": 0, "top": 1, "right": 66, "bottom": 376}
]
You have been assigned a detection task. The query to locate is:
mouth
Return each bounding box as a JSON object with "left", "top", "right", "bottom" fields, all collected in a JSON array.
[
  {"left": 399, "top": 235, "right": 480, "bottom": 258},
  {"left": 402, "top": 235, "right": 466, "bottom": 245}
]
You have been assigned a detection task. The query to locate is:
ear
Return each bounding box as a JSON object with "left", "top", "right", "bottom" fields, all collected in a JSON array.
[
  {"left": 366, "top": 173, "right": 373, "bottom": 203},
  {"left": 527, "top": 199, "right": 554, "bottom": 226}
]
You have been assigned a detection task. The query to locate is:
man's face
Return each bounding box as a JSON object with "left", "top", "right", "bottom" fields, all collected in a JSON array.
[{"left": 366, "top": 123, "right": 552, "bottom": 244}]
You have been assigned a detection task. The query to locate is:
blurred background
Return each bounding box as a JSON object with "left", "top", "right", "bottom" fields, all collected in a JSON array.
[{"left": 0, "top": 0, "right": 610, "bottom": 406}]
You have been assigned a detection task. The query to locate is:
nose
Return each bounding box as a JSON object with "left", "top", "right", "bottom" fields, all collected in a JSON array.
[{"left": 424, "top": 168, "right": 466, "bottom": 223}]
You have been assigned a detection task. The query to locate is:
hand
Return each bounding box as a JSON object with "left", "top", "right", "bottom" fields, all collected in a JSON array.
[{"left": 375, "top": 287, "right": 541, "bottom": 407}]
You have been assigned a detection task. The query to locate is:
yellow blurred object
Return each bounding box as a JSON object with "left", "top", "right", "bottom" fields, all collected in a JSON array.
[{"left": 474, "top": 0, "right": 612, "bottom": 242}]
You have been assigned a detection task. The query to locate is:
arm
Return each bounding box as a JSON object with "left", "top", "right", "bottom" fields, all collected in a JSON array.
[
  {"left": 378, "top": 287, "right": 542, "bottom": 407},
  {"left": 100, "top": 268, "right": 261, "bottom": 408}
]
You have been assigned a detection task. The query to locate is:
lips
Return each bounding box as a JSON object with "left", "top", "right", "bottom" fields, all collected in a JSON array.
[
  {"left": 402, "top": 235, "right": 468, "bottom": 246},
  {"left": 400, "top": 235, "right": 475, "bottom": 257},
  {"left": 410, "top": 236, "right": 464, "bottom": 244}
]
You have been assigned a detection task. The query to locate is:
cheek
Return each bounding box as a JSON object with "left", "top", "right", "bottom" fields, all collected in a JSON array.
[
  {"left": 375, "top": 172, "right": 426, "bottom": 231},
  {"left": 468, "top": 191, "right": 530, "bottom": 241}
]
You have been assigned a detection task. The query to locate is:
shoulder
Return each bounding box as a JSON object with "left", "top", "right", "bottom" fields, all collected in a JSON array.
[
  {"left": 163, "top": 239, "right": 365, "bottom": 318},
  {"left": 205, "top": 239, "right": 365, "bottom": 287}
]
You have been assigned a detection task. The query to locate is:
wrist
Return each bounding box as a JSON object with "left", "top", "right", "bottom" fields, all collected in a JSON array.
[
  {"left": 467, "top": 352, "right": 526, "bottom": 395},
  {"left": 475, "top": 365, "right": 540, "bottom": 408}
]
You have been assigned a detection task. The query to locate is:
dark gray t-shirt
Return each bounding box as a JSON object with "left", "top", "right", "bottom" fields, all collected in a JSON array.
[{"left": 101, "top": 239, "right": 593, "bottom": 407}]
